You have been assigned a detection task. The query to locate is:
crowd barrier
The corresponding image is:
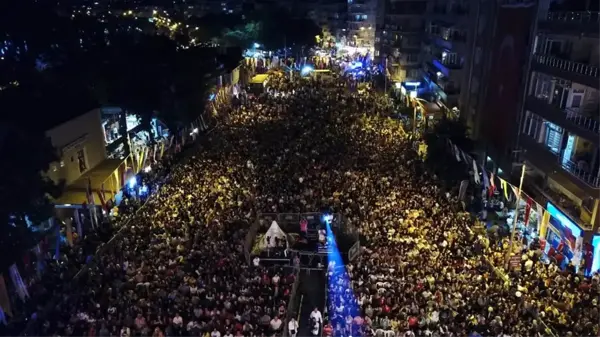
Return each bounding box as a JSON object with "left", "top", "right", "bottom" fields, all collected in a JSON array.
[{"left": 282, "top": 267, "right": 301, "bottom": 337}]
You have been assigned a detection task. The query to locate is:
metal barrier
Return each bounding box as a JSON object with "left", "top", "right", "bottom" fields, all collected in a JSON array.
[{"left": 283, "top": 267, "right": 301, "bottom": 337}]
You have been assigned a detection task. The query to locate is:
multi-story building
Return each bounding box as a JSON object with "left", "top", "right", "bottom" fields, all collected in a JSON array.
[
  {"left": 421, "top": 0, "right": 470, "bottom": 108},
  {"left": 376, "top": 0, "right": 427, "bottom": 82},
  {"left": 517, "top": 0, "right": 600, "bottom": 257},
  {"left": 347, "top": 0, "right": 378, "bottom": 52},
  {"left": 308, "top": 0, "right": 347, "bottom": 41}
]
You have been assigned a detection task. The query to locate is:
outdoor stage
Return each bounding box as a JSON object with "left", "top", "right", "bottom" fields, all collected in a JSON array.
[{"left": 244, "top": 212, "right": 361, "bottom": 269}]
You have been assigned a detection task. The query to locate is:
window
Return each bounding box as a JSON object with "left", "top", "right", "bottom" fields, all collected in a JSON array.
[
  {"left": 77, "top": 149, "right": 88, "bottom": 173},
  {"left": 362, "top": 14, "right": 367, "bottom": 20},
  {"left": 544, "top": 122, "right": 563, "bottom": 154},
  {"left": 522, "top": 111, "right": 543, "bottom": 140}
]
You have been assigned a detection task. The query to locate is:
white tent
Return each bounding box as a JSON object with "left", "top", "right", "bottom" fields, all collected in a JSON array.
[{"left": 263, "top": 221, "right": 287, "bottom": 248}]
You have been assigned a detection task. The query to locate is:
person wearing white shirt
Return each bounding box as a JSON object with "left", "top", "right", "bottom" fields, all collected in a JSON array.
[
  {"left": 270, "top": 316, "right": 283, "bottom": 331},
  {"left": 310, "top": 307, "right": 322, "bottom": 324},
  {"left": 288, "top": 318, "right": 299, "bottom": 337},
  {"left": 210, "top": 328, "right": 221, "bottom": 337},
  {"left": 309, "top": 307, "right": 322, "bottom": 335},
  {"left": 173, "top": 313, "right": 183, "bottom": 327},
  {"left": 253, "top": 256, "right": 260, "bottom": 267}
]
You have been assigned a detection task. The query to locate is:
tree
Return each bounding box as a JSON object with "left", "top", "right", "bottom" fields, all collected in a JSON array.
[
  {"left": 423, "top": 118, "right": 474, "bottom": 184},
  {"left": 253, "top": 8, "right": 321, "bottom": 51},
  {"left": 0, "top": 89, "right": 64, "bottom": 271}
]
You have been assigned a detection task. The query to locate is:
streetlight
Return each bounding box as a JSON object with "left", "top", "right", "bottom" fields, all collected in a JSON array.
[{"left": 504, "top": 163, "right": 527, "bottom": 269}]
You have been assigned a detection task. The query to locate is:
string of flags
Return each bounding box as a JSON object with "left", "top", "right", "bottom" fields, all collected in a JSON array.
[{"left": 445, "top": 138, "right": 550, "bottom": 235}]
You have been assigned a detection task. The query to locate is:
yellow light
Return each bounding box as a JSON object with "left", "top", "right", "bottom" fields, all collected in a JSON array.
[{"left": 127, "top": 10, "right": 132, "bottom": 15}]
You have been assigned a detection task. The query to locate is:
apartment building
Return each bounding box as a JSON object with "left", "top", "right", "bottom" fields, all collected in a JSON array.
[
  {"left": 421, "top": 0, "right": 470, "bottom": 108},
  {"left": 347, "top": 0, "right": 378, "bottom": 52},
  {"left": 376, "top": 0, "right": 427, "bottom": 82},
  {"left": 518, "top": 0, "right": 600, "bottom": 236}
]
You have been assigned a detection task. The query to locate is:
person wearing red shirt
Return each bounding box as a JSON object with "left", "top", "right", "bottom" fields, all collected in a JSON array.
[{"left": 323, "top": 322, "right": 333, "bottom": 336}]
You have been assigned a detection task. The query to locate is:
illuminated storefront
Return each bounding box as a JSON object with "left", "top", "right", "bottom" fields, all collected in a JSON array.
[{"left": 544, "top": 202, "right": 583, "bottom": 267}]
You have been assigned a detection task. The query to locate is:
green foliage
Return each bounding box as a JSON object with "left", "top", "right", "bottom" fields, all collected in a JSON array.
[
  {"left": 188, "top": 8, "right": 320, "bottom": 51},
  {"left": 423, "top": 118, "right": 474, "bottom": 184},
  {"left": 0, "top": 120, "right": 64, "bottom": 270}
]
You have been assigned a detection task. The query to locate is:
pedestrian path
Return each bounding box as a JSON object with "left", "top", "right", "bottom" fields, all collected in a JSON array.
[{"left": 297, "top": 269, "right": 326, "bottom": 337}]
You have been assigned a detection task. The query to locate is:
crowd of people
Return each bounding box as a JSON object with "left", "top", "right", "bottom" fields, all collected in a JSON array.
[{"left": 7, "top": 70, "right": 599, "bottom": 337}]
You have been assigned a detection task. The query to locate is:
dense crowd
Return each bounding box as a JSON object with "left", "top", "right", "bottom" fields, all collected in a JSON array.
[{"left": 12, "top": 72, "right": 600, "bottom": 337}]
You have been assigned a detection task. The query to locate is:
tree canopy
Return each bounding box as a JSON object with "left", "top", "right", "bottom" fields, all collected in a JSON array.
[
  {"left": 188, "top": 8, "right": 321, "bottom": 51},
  {"left": 0, "top": 1, "right": 238, "bottom": 267},
  {"left": 423, "top": 118, "right": 474, "bottom": 184}
]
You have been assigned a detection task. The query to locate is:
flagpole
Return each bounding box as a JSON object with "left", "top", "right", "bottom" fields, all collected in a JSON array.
[{"left": 505, "top": 163, "right": 527, "bottom": 269}]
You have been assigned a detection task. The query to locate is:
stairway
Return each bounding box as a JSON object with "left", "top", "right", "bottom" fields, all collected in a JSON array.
[{"left": 296, "top": 269, "right": 327, "bottom": 337}]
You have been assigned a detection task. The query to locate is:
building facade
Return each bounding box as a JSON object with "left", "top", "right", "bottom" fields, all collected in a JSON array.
[
  {"left": 347, "top": 0, "right": 378, "bottom": 52},
  {"left": 517, "top": 0, "right": 600, "bottom": 248},
  {"left": 376, "top": 0, "right": 427, "bottom": 82},
  {"left": 421, "top": 0, "right": 470, "bottom": 109}
]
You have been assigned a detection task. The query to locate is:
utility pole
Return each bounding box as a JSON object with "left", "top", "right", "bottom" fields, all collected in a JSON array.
[{"left": 504, "top": 163, "right": 527, "bottom": 269}]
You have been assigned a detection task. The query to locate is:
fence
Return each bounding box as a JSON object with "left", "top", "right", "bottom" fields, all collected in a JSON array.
[{"left": 283, "top": 267, "right": 301, "bottom": 337}]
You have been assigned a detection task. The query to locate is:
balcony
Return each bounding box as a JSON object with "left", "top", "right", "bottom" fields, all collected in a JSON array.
[
  {"left": 532, "top": 54, "right": 600, "bottom": 89},
  {"left": 520, "top": 136, "right": 600, "bottom": 195},
  {"left": 538, "top": 11, "right": 600, "bottom": 37},
  {"left": 525, "top": 96, "right": 600, "bottom": 144}
]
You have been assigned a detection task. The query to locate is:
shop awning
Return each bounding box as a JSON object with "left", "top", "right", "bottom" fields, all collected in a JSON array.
[{"left": 55, "top": 158, "right": 124, "bottom": 206}]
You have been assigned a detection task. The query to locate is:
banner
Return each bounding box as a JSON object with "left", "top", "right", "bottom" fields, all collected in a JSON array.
[
  {"left": 480, "top": 4, "right": 535, "bottom": 156},
  {"left": 348, "top": 242, "right": 361, "bottom": 262},
  {"left": 0, "top": 274, "right": 12, "bottom": 317}
]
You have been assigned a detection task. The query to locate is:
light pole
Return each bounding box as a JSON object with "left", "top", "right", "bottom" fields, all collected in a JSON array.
[{"left": 504, "top": 163, "right": 527, "bottom": 269}]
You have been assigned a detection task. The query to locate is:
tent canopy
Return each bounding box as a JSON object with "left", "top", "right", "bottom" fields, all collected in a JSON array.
[{"left": 263, "top": 221, "right": 287, "bottom": 248}]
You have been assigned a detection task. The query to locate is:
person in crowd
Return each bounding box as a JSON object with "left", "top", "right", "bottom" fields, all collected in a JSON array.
[{"left": 288, "top": 317, "right": 299, "bottom": 337}]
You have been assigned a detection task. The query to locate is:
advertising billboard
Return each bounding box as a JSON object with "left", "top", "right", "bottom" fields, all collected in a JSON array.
[{"left": 481, "top": 4, "right": 535, "bottom": 156}]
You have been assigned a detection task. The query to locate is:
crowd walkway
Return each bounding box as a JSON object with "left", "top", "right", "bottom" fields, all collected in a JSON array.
[{"left": 297, "top": 270, "right": 326, "bottom": 337}]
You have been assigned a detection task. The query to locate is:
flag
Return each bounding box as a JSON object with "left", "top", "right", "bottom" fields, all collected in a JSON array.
[
  {"left": 524, "top": 197, "right": 533, "bottom": 227},
  {"left": 540, "top": 210, "right": 551, "bottom": 238},
  {"left": 472, "top": 159, "right": 480, "bottom": 184},
  {"left": 9, "top": 264, "right": 29, "bottom": 301},
  {"left": 536, "top": 202, "right": 544, "bottom": 233},
  {"left": 489, "top": 172, "right": 497, "bottom": 197},
  {"left": 87, "top": 177, "right": 98, "bottom": 228},
  {"left": 65, "top": 217, "right": 73, "bottom": 246},
  {"left": 453, "top": 144, "right": 461, "bottom": 162},
  {"left": 482, "top": 167, "right": 490, "bottom": 190},
  {"left": 500, "top": 178, "right": 509, "bottom": 201},
  {"left": 160, "top": 141, "right": 165, "bottom": 159},
  {"left": 0, "top": 274, "right": 12, "bottom": 317},
  {"left": 169, "top": 135, "right": 175, "bottom": 149},
  {"left": 153, "top": 143, "right": 158, "bottom": 163},
  {"left": 74, "top": 209, "right": 83, "bottom": 238}
]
